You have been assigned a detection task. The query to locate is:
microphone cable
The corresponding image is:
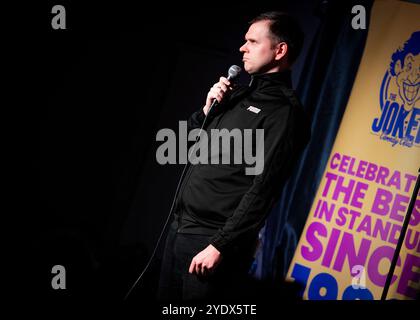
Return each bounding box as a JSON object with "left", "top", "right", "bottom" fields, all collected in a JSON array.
[{"left": 124, "top": 65, "right": 241, "bottom": 300}]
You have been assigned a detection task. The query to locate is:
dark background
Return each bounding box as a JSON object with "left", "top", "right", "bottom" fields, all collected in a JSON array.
[{"left": 26, "top": 0, "right": 317, "bottom": 301}]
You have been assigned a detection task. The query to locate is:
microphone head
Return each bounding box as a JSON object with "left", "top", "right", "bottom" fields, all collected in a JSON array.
[{"left": 227, "top": 65, "right": 242, "bottom": 81}]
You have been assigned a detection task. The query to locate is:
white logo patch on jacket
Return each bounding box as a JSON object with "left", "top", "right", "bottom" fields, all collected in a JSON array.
[{"left": 247, "top": 106, "right": 261, "bottom": 114}]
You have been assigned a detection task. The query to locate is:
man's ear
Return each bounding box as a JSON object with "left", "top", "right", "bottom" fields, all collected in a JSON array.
[{"left": 275, "top": 42, "right": 288, "bottom": 61}]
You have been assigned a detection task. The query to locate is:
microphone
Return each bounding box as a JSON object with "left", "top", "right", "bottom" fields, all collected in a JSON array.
[
  {"left": 227, "top": 64, "right": 242, "bottom": 81},
  {"left": 208, "top": 65, "right": 242, "bottom": 113}
]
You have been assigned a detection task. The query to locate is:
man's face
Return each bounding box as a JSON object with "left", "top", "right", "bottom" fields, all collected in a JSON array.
[{"left": 239, "top": 20, "right": 280, "bottom": 74}]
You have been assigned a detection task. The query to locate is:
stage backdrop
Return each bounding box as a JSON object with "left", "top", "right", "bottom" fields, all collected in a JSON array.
[{"left": 286, "top": 0, "right": 420, "bottom": 300}]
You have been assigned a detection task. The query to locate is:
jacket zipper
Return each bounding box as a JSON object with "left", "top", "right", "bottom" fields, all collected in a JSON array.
[{"left": 176, "top": 108, "right": 229, "bottom": 226}]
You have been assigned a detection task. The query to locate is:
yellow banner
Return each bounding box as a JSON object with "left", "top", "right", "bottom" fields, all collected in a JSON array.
[{"left": 286, "top": 0, "right": 420, "bottom": 300}]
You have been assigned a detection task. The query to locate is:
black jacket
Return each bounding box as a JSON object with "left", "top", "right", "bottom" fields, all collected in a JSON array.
[{"left": 174, "top": 70, "right": 311, "bottom": 254}]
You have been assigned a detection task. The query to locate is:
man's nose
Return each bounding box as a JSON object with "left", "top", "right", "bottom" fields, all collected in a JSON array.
[{"left": 239, "top": 43, "right": 247, "bottom": 52}]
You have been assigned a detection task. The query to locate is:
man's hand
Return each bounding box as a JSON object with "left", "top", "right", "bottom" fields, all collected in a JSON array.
[
  {"left": 189, "top": 244, "right": 222, "bottom": 276},
  {"left": 203, "top": 77, "right": 233, "bottom": 115}
]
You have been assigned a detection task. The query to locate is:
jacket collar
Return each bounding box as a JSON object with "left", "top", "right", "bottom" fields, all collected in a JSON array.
[{"left": 249, "top": 70, "right": 292, "bottom": 89}]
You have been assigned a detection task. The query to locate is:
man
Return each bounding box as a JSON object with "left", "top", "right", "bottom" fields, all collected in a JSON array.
[{"left": 157, "top": 11, "right": 310, "bottom": 302}]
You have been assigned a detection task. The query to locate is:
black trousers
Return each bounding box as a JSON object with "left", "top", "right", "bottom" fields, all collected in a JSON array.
[{"left": 157, "top": 221, "right": 257, "bottom": 302}]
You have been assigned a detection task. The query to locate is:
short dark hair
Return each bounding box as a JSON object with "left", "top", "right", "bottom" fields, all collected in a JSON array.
[{"left": 250, "top": 11, "right": 304, "bottom": 64}]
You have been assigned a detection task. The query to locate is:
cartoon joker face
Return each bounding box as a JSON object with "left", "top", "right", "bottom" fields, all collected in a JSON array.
[{"left": 393, "top": 52, "right": 419, "bottom": 111}]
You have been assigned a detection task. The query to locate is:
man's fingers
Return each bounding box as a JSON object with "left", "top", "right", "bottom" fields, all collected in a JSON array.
[
  {"left": 219, "top": 77, "right": 231, "bottom": 87},
  {"left": 205, "top": 77, "right": 233, "bottom": 109},
  {"left": 209, "top": 89, "right": 223, "bottom": 102},
  {"left": 219, "top": 84, "right": 228, "bottom": 93},
  {"left": 207, "top": 78, "right": 232, "bottom": 106},
  {"left": 195, "top": 262, "right": 201, "bottom": 275},
  {"left": 189, "top": 259, "right": 206, "bottom": 275},
  {"left": 189, "top": 260, "right": 195, "bottom": 274},
  {"left": 202, "top": 265, "right": 212, "bottom": 276},
  {"left": 200, "top": 265, "right": 206, "bottom": 276},
  {"left": 214, "top": 83, "right": 229, "bottom": 93}
]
